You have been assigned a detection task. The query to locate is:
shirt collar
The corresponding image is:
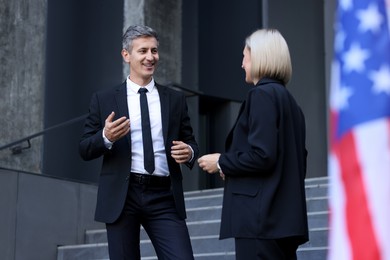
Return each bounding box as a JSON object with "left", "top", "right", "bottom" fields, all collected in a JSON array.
[{"left": 126, "top": 76, "right": 156, "bottom": 94}]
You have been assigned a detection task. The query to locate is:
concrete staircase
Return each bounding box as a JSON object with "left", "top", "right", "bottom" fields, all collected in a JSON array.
[{"left": 57, "top": 176, "right": 329, "bottom": 260}]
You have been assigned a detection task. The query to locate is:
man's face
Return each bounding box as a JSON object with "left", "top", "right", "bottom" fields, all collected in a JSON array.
[{"left": 122, "top": 36, "right": 159, "bottom": 85}]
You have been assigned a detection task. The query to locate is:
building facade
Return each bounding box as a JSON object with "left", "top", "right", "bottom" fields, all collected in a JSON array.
[{"left": 0, "top": 0, "right": 334, "bottom": 191}]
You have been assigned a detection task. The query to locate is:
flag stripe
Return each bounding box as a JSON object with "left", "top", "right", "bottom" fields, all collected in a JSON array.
[
  {"left": 328, "top": 153, "right": 351, "bottom": 260},
  {"left": 336, "top": 131, "right": 380, "bottom": 260},
  {"left": 354, "top": 119, "right": 390, "bottom": 260}
]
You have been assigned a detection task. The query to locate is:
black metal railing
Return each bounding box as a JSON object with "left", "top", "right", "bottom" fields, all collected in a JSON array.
[{"left": 0, "top": 114, "right": 88, "bottom": 155}]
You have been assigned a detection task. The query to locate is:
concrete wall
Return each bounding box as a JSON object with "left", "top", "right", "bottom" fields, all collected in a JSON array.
[
  {"left": 266, "top": 0, "right": 328, "bottom": 178},
  {"left": 42, "top": 0, "right": 124, "bottom": 182},
  {"left": 0, "top": 169, "right": 103, "bottom": 260},
  {"left": 0, "top": 0, "right": 46, "bottom": 173}
]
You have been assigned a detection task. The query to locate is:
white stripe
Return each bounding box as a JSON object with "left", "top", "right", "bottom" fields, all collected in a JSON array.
[
  {"left": 354, "top": 118, "right": 390, "bottom": 260},
  {"left": 327, "top": 153, "right": 352, "bottom": 260}
]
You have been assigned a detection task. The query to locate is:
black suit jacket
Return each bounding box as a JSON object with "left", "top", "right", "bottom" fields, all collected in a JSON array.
[
  {"left": 79, "top": 82, "right": 199, "bottom": 223},
  {"left": 219, "top": 78, "right": 309, "bottom": 245}
]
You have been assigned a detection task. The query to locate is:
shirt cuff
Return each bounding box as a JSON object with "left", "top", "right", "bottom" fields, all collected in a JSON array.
[
  {"left": 102, "top": 128, "right": 113, "bottom": 149},
  {"left": 216, "top": 161, "right": 223, "bottom": 174},
  {"left": 188, "top": 145, "right": 194, "bottom": 162}
]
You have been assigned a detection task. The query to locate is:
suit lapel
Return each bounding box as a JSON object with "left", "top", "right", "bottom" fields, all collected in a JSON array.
[
  {"left": 156, "top": 84, "right": 169, "bottom": 142},
  {"left": 115, "top": 82, "right": 131, "bottom": 146},
  {"left": 115, "top": 82, "right": 128, "bottom": 117}
]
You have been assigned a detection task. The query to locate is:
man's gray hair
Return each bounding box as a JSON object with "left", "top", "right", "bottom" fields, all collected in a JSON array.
[{"left": 122, "top": 25, "right": 159, "bottom": 51}]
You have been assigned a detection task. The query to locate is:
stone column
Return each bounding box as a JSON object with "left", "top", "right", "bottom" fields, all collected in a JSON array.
[
  {"left": 123, "top": 0, "right": 145, "bottom": 79},
  {"left": 123, "top": 0, "right": 182, "bottom": 85},
  {"left": 0, "top": 0, "right": 47, "bottom": 173}
]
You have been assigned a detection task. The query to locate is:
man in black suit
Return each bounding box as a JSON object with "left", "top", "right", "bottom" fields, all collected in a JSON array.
[
  {"left": 198, "top": 29, "right": 308, "bottom": 259},
  {"left": 79, "top": 25, "right": 198, "bottom": 260}
]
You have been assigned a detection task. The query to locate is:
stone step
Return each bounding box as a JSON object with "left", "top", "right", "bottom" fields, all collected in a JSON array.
[
  {"left": 59, "top": 231, "right": 328, "bottom": 260},
  {"left": 305, "top": 176, "right": 328, "bottom": 185},
  {"left": 85, "top": 220, "right": 223, "bottom": 244},
  {"left": 85, "top": 224, "right": 329, "bottom": 247},
  {"left": 185, "top": 193, "right": 223, "bottom": 209},
  {"left": 185, "top": 196, "right": 328, "bottom": 222},
  {"left": 184, "top": 188, "right": 224, "bottom": 198},
  {"left": 58, "top": 236, "right": 235, "bottom": 260},
  {"left": 297, "top": 247, "right": 328, "bottom": 260},
  {"left": 58, "top": 247, "right": 329, "bottom": 260},
  {"left": 58, "top": 177, "right": 329, "bottom": 260},
  {"left": 85, "top": 213, "right": 329, "bottom": 245},
  {"left": 300, "top": 227, "right": 329, "bottom": 248},
  {"left": 187, "top": 205, "right": 222, "bottom": 221},
  {"left": 183, "top": 176, "right": 329, "bottom": 199},
  {"left": 305, "top": 183, "right": 328, "bottom": 198},
  {"left": 308, "top": 211, "right": 329, "bottom": 229},
  {"left": 306, "top": 196, "right": 328, "bottom": 212},
  {"left": 84, "top": 209, "right": 329, "bottom": 245},
  {"left": 184, "top": 182, "right": 329, "bottom": 210}
]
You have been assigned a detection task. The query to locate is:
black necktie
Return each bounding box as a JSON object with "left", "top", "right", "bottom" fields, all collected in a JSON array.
[{"left": 138, "top": 88, "right": 155, "bottom": 174}]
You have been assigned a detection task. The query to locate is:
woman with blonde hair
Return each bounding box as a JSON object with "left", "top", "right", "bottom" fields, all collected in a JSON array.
[{"left": 198, "top": 29, "right": 308, "bottom": 259}]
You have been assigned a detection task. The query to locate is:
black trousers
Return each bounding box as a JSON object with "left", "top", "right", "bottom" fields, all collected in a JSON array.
[
  {"left": 106, "top": 179, "right": 194, "bottom": 260},
  {"left": 235, "top": 237, "right": 298, "bottom": 260}
]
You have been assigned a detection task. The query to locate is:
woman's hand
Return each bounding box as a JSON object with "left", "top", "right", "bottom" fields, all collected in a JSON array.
[{"left": 197, "top": 153, "right": 221, "bottom": 174}]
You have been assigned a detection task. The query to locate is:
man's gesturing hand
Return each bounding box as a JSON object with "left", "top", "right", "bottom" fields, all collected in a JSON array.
[
  {"left": 171, "top": 141, "right": 192, "bottom": 164},
  {"left": 104, "top": 112, "right": 130, "bottom": 142}
]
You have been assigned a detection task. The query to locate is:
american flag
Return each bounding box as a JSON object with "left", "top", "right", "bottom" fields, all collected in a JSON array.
[{"left": 328, "top": 0, "right": 390, "bottom": 259}]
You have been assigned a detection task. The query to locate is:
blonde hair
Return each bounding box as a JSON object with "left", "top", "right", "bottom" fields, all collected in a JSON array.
[{"left": 245, "top": 29, "right": 292, "bottom": 85}]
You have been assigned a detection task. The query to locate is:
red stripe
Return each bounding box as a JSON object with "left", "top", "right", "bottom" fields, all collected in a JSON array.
[
  {"left": 330, "top": 111, "right": 338, "bottom": 147},
  {"left": 335, "top": 132, "right": 380, "bottom": 260}
]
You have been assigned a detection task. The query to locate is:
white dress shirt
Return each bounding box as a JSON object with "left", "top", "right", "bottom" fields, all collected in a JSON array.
[{"left": 103, "top": 77, "right": 169, "bottom": 176}]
